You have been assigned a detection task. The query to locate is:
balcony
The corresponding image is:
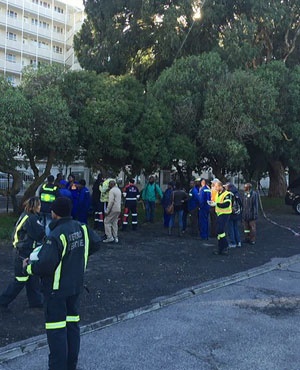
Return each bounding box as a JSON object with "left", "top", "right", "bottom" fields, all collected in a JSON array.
[{"left": 0, "top": 0, "right": 67, "bottom": 24}]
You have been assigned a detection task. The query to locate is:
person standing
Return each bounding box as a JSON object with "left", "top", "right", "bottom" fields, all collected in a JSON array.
[
  {"left": 39, "top": 175, "right": 59, "bottom": 236},
  {"left": 0, "top": 197, "right": 45, "bottom": 310},
  {"left": 103, "top": 180, "right": 122, "bottom": 243},
  {"left": 23, "top": 197, "right": 101, "bottom": 370},
  {"left": 122, "top": 179, "right": 140, "bottom": 231},
  {"left": 188, "top": 178, "right": 201, "bottom": 236},
  {"left": 209, "top": 178, "right": 219, "bottom": 237},
  {"left": 224, "top": 183, "right": 243, "bottom": 248},
  {"left": 92, "top": 174, "right": 103, "bottom": 230},
  {"left": 99, "top": 177, "right": 115, "bottom": 231},
  {"left": 168, "top": 183, "right": 188, "bottom": 236},
  {"left": 199, "top": 179, "right": 211, "bottom": 240},
  {"left": 141, "top": 176, "right": 163, "bottom": 223},
  {"left": 161, "top": 182, "right": 174, "bottom": 228},
  {"left": 242, "top": 183, "right": 258, "bottom": 245},
  {"left": 67, "top": 174, "right": 79, "bottom": 220},
  {"left": 209, "top": 181, "right": 232, "bottom": 255},
  {"left": 76, "top": 179, "right": 91, "bottom": 225}
]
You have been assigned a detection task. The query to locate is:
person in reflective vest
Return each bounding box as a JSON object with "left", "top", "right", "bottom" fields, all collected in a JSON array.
[
  {"left": 39, "top": 175, "right": 59, "bottom": 236},
  {"left": 208, "top": 180, "right": 232, "bottom": 255},
  {"left": 0, "top": 197, "right": 45, "bottom": 310},
  {"left": 23, "top": 197, "right": 101, "bottom": 370},
  {"left": 122, "top": 179, "right": 140, "bottom": 231}
]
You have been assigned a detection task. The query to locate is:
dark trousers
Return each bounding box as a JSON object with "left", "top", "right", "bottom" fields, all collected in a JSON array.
[
  {"left": 190, "top": 208, "right": 199, "bottom": 236},
  {"left": 199, "top": 208, "right": 209, "bottom": 239},
  {"left": 0, "top": 254, "right": 42, "bottom": 307},
  {"left": 145, "top": 201, "right": 156, "bottom": 222},
  {"left": 210, "top": 207, "right": 217, "bottom": 237},
  {"left": 216, "top": 214, "right": 230, "bottom": 252},
  {"left": 163, "top": 209, "right": 172, "bottom": 228},
  {"left": 0, "top": 275, "right": 42, "bottom": 307},
  {"left": 45, "top": 294, "right": 80, "bottom": 370},
  {"left": 122, "top": 204, "right": 138, "bottom": 230}
]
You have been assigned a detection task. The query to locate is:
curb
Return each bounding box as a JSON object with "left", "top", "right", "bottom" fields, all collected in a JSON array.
[{"left": 1, "top": 253, "right": 300, "bottom": 364}]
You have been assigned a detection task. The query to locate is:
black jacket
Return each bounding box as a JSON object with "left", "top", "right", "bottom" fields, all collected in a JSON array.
[
  {"left": 242, "top": 190, "right": 258, "bottom": 221},
  {"left": 13, "top": 212, "right": 45, "bottom": 258},
  {"left": 27, "top": 217, "right": 101, "bottom": 297}
]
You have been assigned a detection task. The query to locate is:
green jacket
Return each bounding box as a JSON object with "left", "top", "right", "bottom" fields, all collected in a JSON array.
[{"left": 142, "top": 183, "right": 163, "bottom": 202}]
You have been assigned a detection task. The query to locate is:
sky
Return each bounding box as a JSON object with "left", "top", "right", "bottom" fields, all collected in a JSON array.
[{"left": 63, "top": 0, "right": 84, "bottom": 9}]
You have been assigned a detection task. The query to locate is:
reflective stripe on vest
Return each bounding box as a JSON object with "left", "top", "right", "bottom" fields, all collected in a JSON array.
[
  {"left": 13, "top": 215, "right": 29, "bottom": 248},
  {"left": 81, "top": 224, "right": 89, "bottom": 270},
  {"left": 216, "top": 191, "right": 232, "bottom": 216},
  {"left": 53, "top": 234, "right": 68, "bottom": 290},
  {"left": 40, "top": 184, "right": 57, "bottom": 203}
]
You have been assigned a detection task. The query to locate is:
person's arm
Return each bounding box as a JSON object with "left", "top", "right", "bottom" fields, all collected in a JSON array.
[
  {"left": 106, "top": 190, "right": 114, "bottom": 214},
  {"left": 25, "top": 237, "right": 61, "bottom": 277},
  {"left": 216, "top": 193, "right": 232, "bottom": 209},
  {"left": 156, "top": 185, "right": 163, "bottom": 199}
]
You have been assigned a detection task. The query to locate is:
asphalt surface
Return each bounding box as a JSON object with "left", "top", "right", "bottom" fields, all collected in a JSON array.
[
  {"left": 2, "top": 255, "right": 300, "bottom": 369},
  {"left": 0, "top": 201, "right": 300, "bottom": 364}
]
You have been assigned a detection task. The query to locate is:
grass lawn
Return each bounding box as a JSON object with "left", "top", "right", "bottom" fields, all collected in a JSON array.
[{"left": 0, "top": 213, "right": 16, "bottom": 241}]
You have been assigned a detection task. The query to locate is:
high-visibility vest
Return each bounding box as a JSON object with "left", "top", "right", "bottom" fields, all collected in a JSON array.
[
  {"left": 211, "top": 188, "right": 218, "bottom": 202},
  {"left": 40, "top": 184, "right": 57, "bottom": 203},
  {"left": 215, "top": 190, "right": 232, "bottom": 216}
]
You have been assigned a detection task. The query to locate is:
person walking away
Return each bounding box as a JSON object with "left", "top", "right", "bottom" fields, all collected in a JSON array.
[
  {"left": 224, "top": 183, "right": 243, "bottom": 248},
  {"left": 209, "top": 180, "right": 232, "bottom": 255},
  {"left": 242, "top": 183, "right": 258, "bottom": 245},
  {"left": 122, "top": 179, "right": 140, "bottom": 231},
  {"left": 103, "top": 180, "right": 122, "bottom": 243},
  {"left": 188, "top": 178, "right": 201, "bottom": 236},
  {"left": 0, "top": 197, "right": 45, "bottom": 310},
  {"left": 92, "top": 174, "right": 103, "bottom": 230},
  {"left": 23, "top": 197, "right": 101, "bottom": 370},
  {"left": 141, "top": 176, "right": 163, "bottom": 223},
  {"left": 209, "top": 178, "right": 219, "bottom": 237},
  {"left": 168, "top": 183, "right": 188, "bottom": 236},
  {"left": 161, "top": 182, "right": 174, "bottom": 228},
  {"left": 199, "top": 179, "right": 211, "bottom": 240},
  {"left": 39, "top": 175, "right": 59, "bottom": 236}
]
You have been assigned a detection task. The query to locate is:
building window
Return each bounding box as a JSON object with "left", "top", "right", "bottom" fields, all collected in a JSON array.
[
  {"left": 32, "top": 18, "right": 38, "bottom": 26},
  {"left": 6, "top": 54, "right": 16, "bottom": 63},
  {"left": 24, "top": 16, "right": 28, "bottom": 23},
  {"left": 53, "top": 45, "right": 63, "bottom": 54},
  {"left": 54, "top": 6, "right": 64, "bottom": 14},
  {"left": 7, "top": 32, "right": 17, "bottom": 41},
  {"left": 32, "top": 0, "right": 39, "bottom": 4},
  {"left": 39, "top": 20, "right": 50, "bottom": 29},
  {"left": 54, "top": 25, "right": 64, "bottom": 34},
  {"left": 7, "top": 10, "right": 17, "bottom": 18}
]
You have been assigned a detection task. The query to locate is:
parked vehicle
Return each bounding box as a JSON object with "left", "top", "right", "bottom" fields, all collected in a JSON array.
[{"left": 285, "top": 177, "right": 300, "bottom": 214}]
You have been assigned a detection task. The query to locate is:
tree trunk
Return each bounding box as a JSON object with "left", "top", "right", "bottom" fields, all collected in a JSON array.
[
  {"left": 268, "top": 160, "right": 287, "bottom": 197},
  {"left": 20, "top": 150, "right": 55, "bottom": 210}
]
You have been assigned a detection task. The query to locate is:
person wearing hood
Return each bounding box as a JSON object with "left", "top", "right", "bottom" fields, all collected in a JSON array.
[{"left": 224, "top": 183, "right": 242, "bottom": 248}]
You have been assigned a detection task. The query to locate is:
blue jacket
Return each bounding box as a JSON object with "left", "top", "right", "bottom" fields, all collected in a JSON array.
[
  {"left": 161, "top": 188, "right": 173, "bottom": 208},
  {"left": 199, "top": 185, "right": 211, "bottom": 211},
  {"left": 188, "top": 186, "right": 201, "bottom": 211}
]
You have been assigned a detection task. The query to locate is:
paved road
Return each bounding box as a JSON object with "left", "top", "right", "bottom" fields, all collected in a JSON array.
[{"left": 2, "top": 256, "right": 300, "bottom": 370}]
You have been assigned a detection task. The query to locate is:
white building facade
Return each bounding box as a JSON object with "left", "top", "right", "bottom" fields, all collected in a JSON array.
[{"left": 0, "top": 0, "right": 84, "bottom": 85}]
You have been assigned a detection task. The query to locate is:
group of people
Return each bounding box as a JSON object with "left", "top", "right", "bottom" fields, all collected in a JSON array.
[
  {"left": 161, "top": 178, "right": 259, "bottom": 255},
  {"left": 0, "top": 172, "right": 259, "bottom": 369}
]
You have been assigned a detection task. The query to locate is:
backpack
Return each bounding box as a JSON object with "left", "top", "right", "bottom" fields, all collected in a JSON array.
[{"left": 232, "top": 193, "right": 242, "bottom": 215}]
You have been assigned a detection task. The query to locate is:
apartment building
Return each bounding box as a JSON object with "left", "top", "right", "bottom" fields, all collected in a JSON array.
[{"left": 0, "top": 0, "right": 84, "bottom": 85}]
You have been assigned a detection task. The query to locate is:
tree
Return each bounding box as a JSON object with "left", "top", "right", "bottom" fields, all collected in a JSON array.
[
  {"left": 74, "top": 0, "right": 221, "bottom": 81},
  {"left": 20, "top": 65, "right": 77, "bottom": 203},
  {"left": 0, "top": 78, "right": 31, "bottom": 212}
]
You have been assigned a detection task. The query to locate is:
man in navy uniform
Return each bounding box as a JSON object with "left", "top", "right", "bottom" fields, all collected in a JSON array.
[
  {"left": 23, "top": 197, "right": 101, "bottom": 370},
  {"left": 122, "top": 179, "right": 140, "bottom": 231}
]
